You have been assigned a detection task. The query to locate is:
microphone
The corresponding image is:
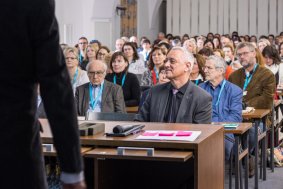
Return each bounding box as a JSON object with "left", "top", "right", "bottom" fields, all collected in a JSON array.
[{"left": 113, "top": 125, "right": 138, "bottom": 134}]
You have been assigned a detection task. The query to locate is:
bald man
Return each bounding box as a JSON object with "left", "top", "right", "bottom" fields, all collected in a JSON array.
[{"left": 75, "top": 60, "right": 126, "bottom": 116}]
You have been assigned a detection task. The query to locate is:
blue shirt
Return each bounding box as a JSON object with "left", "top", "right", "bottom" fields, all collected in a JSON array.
[
  {"left": 200, "top": 79, "right": 243, "bottom": 122},
  {"left": 88, "top": 81, "right": 104, "bottom": 112}
]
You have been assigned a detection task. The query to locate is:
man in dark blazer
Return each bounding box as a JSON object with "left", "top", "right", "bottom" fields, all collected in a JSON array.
[
  {"left": 75, "top": 60, "right": 126, "bottom": 116},
  {"left": 0, "top": 0, "right": 85, "bottom": 189},
  {"left": 137, "top": 46, "right": 212, "bottom": 124}
]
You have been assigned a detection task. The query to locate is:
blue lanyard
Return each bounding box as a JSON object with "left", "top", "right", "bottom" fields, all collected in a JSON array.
[
  {"left": 243, "top": 64, "right": 258, "bottom": 91},
  {"left": 89, "top": 82, "right": 104, "bottom": 110},
  {"left": 154, "top": 66, "right": 159, "bottom": 80},
  {"left": 215, "top": 80, "right": 226, "bottom": 106},
  {"left": 72, "top": 67, "right": 79, "bottom": 85},
  {"left": 195, "top": 79, "right": 199, "bottom": 86},
  {"left": 113, "top": 74, "right": 126, "bottom": 87}
]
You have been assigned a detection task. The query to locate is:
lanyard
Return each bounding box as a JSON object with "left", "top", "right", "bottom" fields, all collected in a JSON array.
[
  {"left": 215, "top": 80, "right": 226, "bottom": 106},
  {"left": 72, "top": 67, "right": 79, "bottom": 85},
  {"left": 153, "top": 66, "right": 159, "bottom": 80},
  {"left": 89, "top": 82, "right": 104, "bottom": 110},
  {"left": 195, "top": 79, "right": 199, "bottom": 86},
  {"left": 113, "top": 74, "right": 126, "bottom": 87},
  {"left": 243, "top": 64, "right": 258, "bottom": 91}
]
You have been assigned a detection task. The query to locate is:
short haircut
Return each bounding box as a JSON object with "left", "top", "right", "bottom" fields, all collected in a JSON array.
[
  {"left": 109, "top": 51, "right": 129, "bottom": 72},
  {"left": 207, "top": 55, "right": 227, "bottom": 73},
  {"left": 169, "top": 46, "right": 195, "bottom": 72},
  {"left": 78, "top": 36, "right": 88, "bottom": 42},
  {"left": 86, "top": 60, "right": 108, "bottom": 73},
  {"left": 63, "top": 47, "right": 79, "bottom": 60},
  {"left": 235, "top": 42, "right": 256, "bottom": 53}
]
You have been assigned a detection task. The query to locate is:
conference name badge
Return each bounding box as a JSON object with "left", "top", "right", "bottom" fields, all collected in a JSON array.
[{"left": 243, "top": 91, "right": 247, "bottom": 96}]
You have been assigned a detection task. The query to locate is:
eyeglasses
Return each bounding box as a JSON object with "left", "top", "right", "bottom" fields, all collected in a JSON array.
[
  {"left": 79, "top": 42, "right": 88, "bottom": 45},
  {"left": 87, "top": 71, "right": 104, "bottom": 76},
  {"left": 236, "top": 51, "right": 251, "bottom": 58},
  {"left": 65, "top": 57, "right": 77, "bottom": 60}
]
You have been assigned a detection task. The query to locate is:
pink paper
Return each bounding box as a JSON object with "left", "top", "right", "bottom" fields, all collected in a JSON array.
[
  {"left": 175, "top": 131, "right": 192, "bottom": 136},
  {"left": 158, "top": 132, "right": 175, "bottom": 136},
  {"left": 142, "top": 132, "right": 158, "bottom": 136}
]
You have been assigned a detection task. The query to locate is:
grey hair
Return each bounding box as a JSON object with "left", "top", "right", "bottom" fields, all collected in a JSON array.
[
  {"left": 170, "top": 46, "right": 195, "bottom": 72},
  {"left": 86, "top": 60, "right": 108, "bottom": 73},
  {"left": 235, "top": 42, "right": 256, "bottom": 53},
  {"left": 207, "top": 55, "right": 226, "bottom": 73}
]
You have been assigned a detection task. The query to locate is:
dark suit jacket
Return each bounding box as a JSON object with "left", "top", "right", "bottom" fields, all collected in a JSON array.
[
  {"left": 75, "top": 80, "right": 126, "bottom": 116},
  {"left": 228, "top": 66, "right": 275, "bottom": 109},
  {"left": 0, "top": 0, "right": 83, "bottom": 188},
  {"left": 137, "top": 81, "right": 212, "bottom": 123}
]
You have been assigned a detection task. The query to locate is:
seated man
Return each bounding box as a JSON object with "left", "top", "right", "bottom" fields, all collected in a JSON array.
[
  {"left": 137, "top": 46, "right": 212, "bottom": 123},
  {"left": 75, "top": 60, "right": 126, "bottom": 116},
  {"left": 200, "top": 55, "right": 243, "bottom": 161},
  {"left": 228, "top": 42, "right": 275, "bottom": 176}
]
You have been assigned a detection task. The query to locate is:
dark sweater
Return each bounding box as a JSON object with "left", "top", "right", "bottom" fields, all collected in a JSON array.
[{"left": 106, "top": 71, "right": 141, "bottom": 107}]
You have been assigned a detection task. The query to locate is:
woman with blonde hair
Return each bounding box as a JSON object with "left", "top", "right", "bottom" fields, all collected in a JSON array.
[
  {"left": 64, "top": 47, "right": 89, "bottom": 94},
  {"left": 80, "top": 44, "right": 99, "bottom": 70}
]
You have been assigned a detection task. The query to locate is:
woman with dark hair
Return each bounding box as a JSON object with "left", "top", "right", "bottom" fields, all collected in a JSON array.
[
  {"left": 262, "top": 45, "right": 283, "bottom": 87},
  {"left": 204, "top": 39, "right": 215, "bottom": 49},
  {"left": 122, "top": 42, "right": 147, "bottom": 82},
  {"left": 190, "top": 54, "right": 205, "bottom": 85},
  {"left": 140, "top": 47, "right": 167, "bottom": 86},
  {"left": 213, "top": 37, "right": 222, "bottom": 49},
  {"left": 105, "top": 51, "right": 141, "bottom": 107}
]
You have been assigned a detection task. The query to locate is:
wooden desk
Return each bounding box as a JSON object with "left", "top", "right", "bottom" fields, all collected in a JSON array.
[
  {"left": 242, "top": 109, "right": 270, "bottom": 189},
  {"left": 42, "top": 146, "right": 92, "bottom": 157},
  {"left": 224, "top": 123, "right": 253, "bottom": 189},
  {"left": 40, "top": 119, "right": 224, "bottom": 189},
  {"left": 125, "top": 106, "right": 139, "bottom": 113}
]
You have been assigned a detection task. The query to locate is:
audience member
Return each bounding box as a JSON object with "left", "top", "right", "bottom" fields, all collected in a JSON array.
[
  {"left": 96, "top": 46, "right": 110, "bottom": 62},
  {"left": 122, "top": 42, "right": 147, "bottom": 81},
  {"left": 140, "top": 47, "right": 166, "bottom": 86},
  {"left": 106, "top": 52, "right": 141, "bottom": 107},
  {"left": 75, "top": 60, "right": 126, "bottom": 116},
  {"left": 115, "top": 38, "right": 125, "bottom": 52},
  {"left": 137, "top": 47, "right": 212, "bottom": 123},
  {"left": 78, "top": 37, "right": 88, "bottom": 65},
  {"left": 183, "top": 38, "right": 197, "bottom": 54},
  {"left": 190, "top": 54, "right": 205, "bottom": 85},
  {"left": 64, "top": 47, "right": 89, "bottom": 94},
  {"left": 80, "top": 44, "right": 98, "bottom": 70},
  {"left": 200, "top": 55, "right": 242, "bottom": 161}
]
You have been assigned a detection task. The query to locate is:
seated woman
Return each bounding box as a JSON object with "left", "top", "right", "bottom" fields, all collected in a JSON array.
[
  {"left": 96, "top": 46, "right": 110, "bottom": 62},
  {"left": 122, "top": 42, "right": 147, "bottom": 82},
  {"left": 140, "top": 47, "right": 166, "bottom": 86},
  {"left": 105, "top": 52, "right": 141, "bottom": 107},
  {"left": 262, "top": 45, "right": 283, "bottom": 88},
  {"left": 64, "top": 47, "right": 89, "bottom": 95},
  {"left": 190, "top": 54, "right": 205, "bottom": 85},
  {"left": 80, "top": 44, "right": 98, "bottom": 71}
]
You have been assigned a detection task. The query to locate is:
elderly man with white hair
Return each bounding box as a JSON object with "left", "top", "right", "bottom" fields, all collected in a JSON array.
[
  {"left": 200, "top": 55, "right": 243, "bottom": 161},
  {"left": 137, "top": 46, "right": 212, "bottom": 123},
  {"left": 75, "top": 60, "right": 126, "bottom": 116}
]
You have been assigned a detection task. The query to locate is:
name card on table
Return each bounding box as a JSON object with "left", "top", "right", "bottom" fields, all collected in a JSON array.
[{"left": 135, "top": 130, "right": 201, "bottom": 141}]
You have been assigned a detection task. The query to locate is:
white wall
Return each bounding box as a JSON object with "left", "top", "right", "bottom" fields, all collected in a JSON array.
[
  {"left": 137, "top": 0, "right": 165, "bottom": 42},
  {"left": 55, "top": 0, "right": 120, "bottom": 49},
  {"left": 55, "top": 0, "right": 165, "bottom": 48},
  {"left": 166, "top": 0, "right": 283, "bottom": 37}
]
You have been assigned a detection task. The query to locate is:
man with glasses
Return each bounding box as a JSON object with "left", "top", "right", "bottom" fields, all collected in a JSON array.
[
  {"left": 75, "top": 60, "right": 126, "bottom": 116},
  {"left": 200, "top": 55, "right": 242, "bottom": 161},
  {"left": 137, "top": 46, "right": 212, "bottom": 124},
  {"left": 78, "top": 37, "right": 88, "bottom": 64},
  {"left": 229, "top": 42, "right": 275, "bottom": 177}
]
